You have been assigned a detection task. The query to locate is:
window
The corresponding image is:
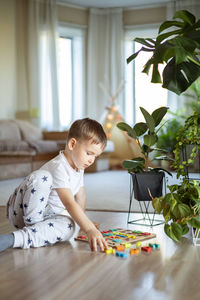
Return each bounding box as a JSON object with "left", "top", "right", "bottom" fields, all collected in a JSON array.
[
  {"left": 58, "top": 25, "right": 85, "bottom": 129},
  {"left": 40, "top": 32, "right": 54, "bottom": 129},
  {"left": 58, "top": 37, "right": 72, "bottom": 128},
  {"left": 124, "top": 27, "right": 168, "bottom": 125}
]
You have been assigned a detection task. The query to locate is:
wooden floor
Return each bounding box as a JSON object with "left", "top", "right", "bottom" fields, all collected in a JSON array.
[{"left": 0, "top": 206, "right": 200, "bottom": 300}]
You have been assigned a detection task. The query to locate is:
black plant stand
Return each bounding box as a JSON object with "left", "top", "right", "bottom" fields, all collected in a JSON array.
[{"left": 127, "top": 174, "right": 166, "bottom": 227}]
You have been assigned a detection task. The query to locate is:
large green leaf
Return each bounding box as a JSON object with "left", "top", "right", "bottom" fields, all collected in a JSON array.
[
  {"left": 134, "top": 37, "right": 155, "bottom": 48},
  {"left": 131, "top": 157, "right": 145, "bottom": 163},
  {"left": 181, "top": 224, "right": 189, "bottom": 235},
  {"left": 179, "top": 204, "right": 192, "bottom": 217},
  {"left": 117, "top": 122, "right": 137, "bottom": 139},
  {"left": 126, "top": 10, "right": 200, "bottom": 96},
  {"left": 133, "top": 122, "right": 148, "bottom": 136},
  {"left": 163, "top": 205, "right": 171, "bottom": 222},
  {"left": 152, "top": 197, "right": 163, "bottom": 214},
  {"left": 140, "top": 107, "right": 155, "bottom": 133},
  {"left": 127, "top": 50, "right": 141, "bottom": 64},
  {"left": 152, "top": 106, "right": 168, "bottom": 126},
  {"left": 162, "top": 58, "right": 200, "bottom": 95},
  {"left": 174, "top": 43, "right": 191, "bottom": 64},
  {"left": 143, "top": 134, "right": 158, "bottom": 147},
  {"left": 152, "top": 64, "right": 162, "bottom": 83},
  {"left": 164, "top": 223, "right": 183, "bottom": 242},
  {"left": 127, "top": 47, "right": 153, "bottom": 64},
  {"left": 163, "top": 45, "right": 175, "bottom": 63},
  {"left": 186, "top": 30, "right": 200, "bottom": 44},
  {"left": 163, "top": 192, "right": 176, "bottom": 204},
  {"left": 191, "top": 185, "right": 200, "bottom": 201},
  {"left": 168, "top": 184, "right": 179, "bottom": 193},
  {"left": 173, "top": 204, "right": 192, "bottom": 219},
  {"left": 168, "top": 36, "right": 199, "bottom": 64},
  {"left": 142, "top": 57, "right": 155, "bottom": 74},
  {"left": 153, "top": 43, "right": 168, "bottom": 62},
  {"left": 156, "top": 29, "right": 182, "bottom": 44},
  {"left": 181, "top": 61, "right": 200, "bottom": 83},
  {"left": 170, "top": 36, "right": 198, "bottom": 53},
  {"left": 159, "top": 20, "right": 185, "bottom": 33},
  {"left": 122, "top": 159, "right": 145, "bottom": 170},
  {"left": 188, "top": 215, "right": 200, "bottom": 228},
  {"left": 145, "top": 38, "right": 156, "bottom": 45},
  {"left": 173, "top": 10, "right": 196, "bottom": 26},
  {"left": 162, "top": 64, "right": 188, "bottom": 95}
]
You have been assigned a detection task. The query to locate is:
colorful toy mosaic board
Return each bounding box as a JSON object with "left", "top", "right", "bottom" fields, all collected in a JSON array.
[{"left": 74, "top": 228, "right": 156, "bottom": 247}]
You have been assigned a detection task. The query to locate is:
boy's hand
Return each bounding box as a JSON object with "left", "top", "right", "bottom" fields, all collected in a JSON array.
[
  {"left": 93, "top": 222, "right": 100, "bottom": 229},
  {"left": 78, "top": 221, "right": 100, "bottom": 236},
  {"left": 86, "top": 228, "right": 108, "bottom": 252}
]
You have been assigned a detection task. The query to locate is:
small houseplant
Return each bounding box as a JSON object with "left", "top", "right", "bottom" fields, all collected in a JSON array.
[
  {"left": 152, "top": 179, "right": 200, "bottom": 242},
  {"left": 152, "top": 98, "right": 200, "bottom": 242},
  {"left": 117, "top": 106, "right": 172, "bottom": 202}
]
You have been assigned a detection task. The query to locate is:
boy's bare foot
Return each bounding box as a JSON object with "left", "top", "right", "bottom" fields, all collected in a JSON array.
[{"left": 0, "top": 233, "right": 14, "bottom": 252}]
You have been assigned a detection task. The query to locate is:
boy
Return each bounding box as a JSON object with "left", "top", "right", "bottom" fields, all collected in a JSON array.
[{"left": 0, "top": 118, "right": 108, "bottom": 252}]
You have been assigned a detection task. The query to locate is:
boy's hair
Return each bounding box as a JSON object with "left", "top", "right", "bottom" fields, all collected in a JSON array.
[{"left": 67, "top": 118, "right": 107, "bottom": 148}]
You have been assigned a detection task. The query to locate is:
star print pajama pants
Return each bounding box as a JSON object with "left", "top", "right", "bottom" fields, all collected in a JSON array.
[{"left": 7, "top": 170, "right": 75, "bottom": 249}]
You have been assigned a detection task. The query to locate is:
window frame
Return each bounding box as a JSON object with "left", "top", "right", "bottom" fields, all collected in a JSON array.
[{"left": 58, "top": 23, "right": 86, "bottom": 128}]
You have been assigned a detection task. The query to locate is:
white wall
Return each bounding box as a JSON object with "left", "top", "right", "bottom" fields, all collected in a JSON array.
[{"left": 0, "top": 0, "right": 16, "bottom": 119}]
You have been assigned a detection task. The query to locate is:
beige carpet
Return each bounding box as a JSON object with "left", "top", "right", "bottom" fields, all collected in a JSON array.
[{"left": 0, "top": 170, "right": 182, "bottom": 213}]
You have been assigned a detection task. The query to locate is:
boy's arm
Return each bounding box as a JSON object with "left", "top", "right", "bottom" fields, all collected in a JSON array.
[
  {"left": 56, "top": 188, "right": 107, "bottom": 252},
  {"left": 74, "top": 186, "right": 86, "bottom": 211},
  {"left": 75, "top": 187, "right": 99, "bottom": 230}
]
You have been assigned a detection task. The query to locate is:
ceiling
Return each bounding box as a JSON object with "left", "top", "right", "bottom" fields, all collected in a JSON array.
[{"left": 57, "top": 0, "right": 170, "bottom": 9}]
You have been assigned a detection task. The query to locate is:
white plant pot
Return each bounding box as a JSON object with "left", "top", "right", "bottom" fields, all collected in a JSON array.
[{"left": 192, "top": 228, "right": 200, "bottom": 246}]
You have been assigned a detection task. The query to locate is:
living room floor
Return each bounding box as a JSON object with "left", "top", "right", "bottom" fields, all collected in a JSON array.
[{"left": 0, "top": 206, "right": 200, "bottom": 300}]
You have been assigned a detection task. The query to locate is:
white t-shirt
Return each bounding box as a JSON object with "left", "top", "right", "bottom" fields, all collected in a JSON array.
[{"left": 40, "top": 151, "right": 84, "bottom": 214}]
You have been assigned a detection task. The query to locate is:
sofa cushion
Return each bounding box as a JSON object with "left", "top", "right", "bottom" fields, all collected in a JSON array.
[
  {"left": 28, "top": 140, "right": 59, "bottom": 154},
  {"left": 0, "top": 140, "right": 31, "bottom": 152},
  {"left": 0, "top": 151, "right": 35, "bottom": 156},
  {"left": 0, "top": 120, "right": 21, "bottom": 141},
  {"left": 15, "top": 120, "right": 43, "bottom": 141}
]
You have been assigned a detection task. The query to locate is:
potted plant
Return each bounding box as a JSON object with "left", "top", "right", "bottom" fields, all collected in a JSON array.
[
  {"left": 152, "top": 86, "right": 200, "bottom": 242},
  {"left": 123, "top": 9, "right": 200, "bottom": 239},
  {"left": 152, "top": 178, "right": 200, "bottom": 243},
  {"left": 117, "top": 106, "right": 172, "bottom": 202}
]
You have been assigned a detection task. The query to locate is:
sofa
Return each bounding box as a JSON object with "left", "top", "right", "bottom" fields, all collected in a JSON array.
[
  {"left": 0, "top": 120, "right": 68, "bottom": 180},
  {"left": 0, "top": 119, "right": 115, "bottom": 180}
]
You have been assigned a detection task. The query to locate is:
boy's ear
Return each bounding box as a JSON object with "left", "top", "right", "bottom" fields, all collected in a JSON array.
[{"left": 68, "top": 138, "right": 77, "bottom": 150}]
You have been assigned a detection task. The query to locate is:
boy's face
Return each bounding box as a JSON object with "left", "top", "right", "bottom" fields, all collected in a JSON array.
[{"left": 68, "top": 138, "right": 104, "bottom": 170}]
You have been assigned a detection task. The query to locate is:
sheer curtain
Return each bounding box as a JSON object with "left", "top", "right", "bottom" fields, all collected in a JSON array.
[
  {"left": 16, "top": 0, "right": 59, "bottom": 129},
  {"left": 86, "top": 8, "right": 124, "bottom": 120},
  {"left": 167, "top": 0, "right": 200, "bottom": 18}
]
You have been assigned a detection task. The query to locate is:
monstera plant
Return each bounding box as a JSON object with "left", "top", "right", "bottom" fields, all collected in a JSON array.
[{"left": 127, "top": 10, "right": 200, "bottom": 95}]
